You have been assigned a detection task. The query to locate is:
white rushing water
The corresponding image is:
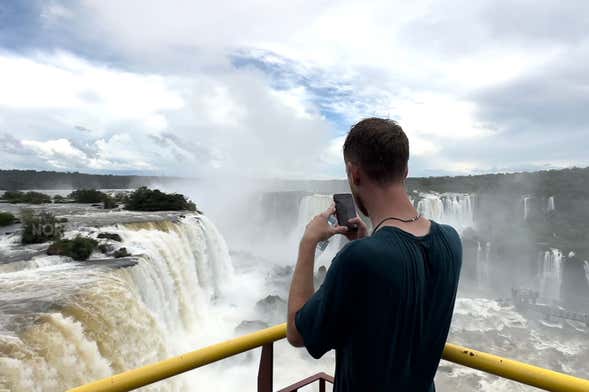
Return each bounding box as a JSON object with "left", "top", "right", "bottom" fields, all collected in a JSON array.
[
  {"left": 522, "top": 195, "right": 532, "bottom": 220},
  {"left": 476, "top": 241, "right": 491, "bottom": 286},
  {"left": 416, "top": 193, "right": 475, "bottom": 233},
  {"left": 540, "top": 249, "right": 563, "bottom": 302},
  {"left": 547, "top": 196, "right": 556, "bottom": 212},
  {"left": 0, "top": 214, "right": 234, "bottom": 392}
]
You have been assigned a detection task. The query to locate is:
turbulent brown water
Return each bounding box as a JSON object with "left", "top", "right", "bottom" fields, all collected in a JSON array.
[{"left": 0, "top": 194, "right": 587, "bottom": 391}]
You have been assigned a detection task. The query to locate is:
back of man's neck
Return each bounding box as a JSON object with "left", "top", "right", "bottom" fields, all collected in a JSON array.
[{"left": 365, "top": 186, "right": 418, "bottom": 228}]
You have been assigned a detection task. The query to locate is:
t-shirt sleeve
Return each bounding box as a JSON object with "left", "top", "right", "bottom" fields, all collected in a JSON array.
[{"left": 295, "top": 245, "right": 355, "bottom": 359}]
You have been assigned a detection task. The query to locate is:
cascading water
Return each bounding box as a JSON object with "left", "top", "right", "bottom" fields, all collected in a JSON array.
[
  {"left": 295, "top": 194, "right": 333, "bottom": 231},
  {"left": 546, "top": 196, "right": 555, "bottom": 212},
  {"left": 416, "top": 193, "right": 475, "bottom": 233},
  {"left": 539, "top": 249, "right": 562, "bottom": 302},
  {"left": 0, "top": 214, "right": 233, "bottom": 392},
  {"left": 476, "top": 241, "right": 491, "bottom": 286},
  {"left": 523, "top": 195, "right": 532, "bottom": 220}
]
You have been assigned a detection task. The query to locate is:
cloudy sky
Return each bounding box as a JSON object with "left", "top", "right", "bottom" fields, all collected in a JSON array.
[{"left": 0, "top": 0, "right": 588, "bottom": 179}]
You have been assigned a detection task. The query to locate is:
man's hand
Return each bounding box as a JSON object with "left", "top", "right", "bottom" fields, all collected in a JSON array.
[
  {"left": 303, "top": 205, "right": 348, "bottom": 244},
  {"left": 343, "top": 216, "right": 369, "bottom": 241}
]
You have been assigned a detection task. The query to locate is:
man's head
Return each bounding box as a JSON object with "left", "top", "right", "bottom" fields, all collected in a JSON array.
[{"left": 343, "top": 118, "right": 409, "bottom": 215}]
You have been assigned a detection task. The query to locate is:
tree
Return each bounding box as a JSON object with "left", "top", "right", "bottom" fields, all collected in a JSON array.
[{"left": 124, "top": 187, "right": 197, "bottom": 212}]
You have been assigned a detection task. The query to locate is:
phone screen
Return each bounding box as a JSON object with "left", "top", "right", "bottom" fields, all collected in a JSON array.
[{"left": 333, "top": 193, "right": 358, "bottom": 231}]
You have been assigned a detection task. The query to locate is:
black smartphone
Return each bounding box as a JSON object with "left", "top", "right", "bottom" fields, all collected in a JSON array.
[{"left": 333, "top": 193, "right": 358, "bottom": 231}]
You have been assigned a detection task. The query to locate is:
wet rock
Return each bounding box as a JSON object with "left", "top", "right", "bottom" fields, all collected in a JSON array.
[
  {"left": 235, "top": 320, "right": 269, "bottom": 334},
  {"left": 315, "top": 265, "right": 327, "bottom": 287},
  {"left": 97, "top": 232, "right": 122, "bottom": 242},
  {"left": 113, "top": 247, "right": 130, "bottom": 258},
  {"left": 255, "top": 295, "right": 287, "bottom": 324},
  {"left": 98, "top": 243, "right": 114, "bottom": 254},
  {"left": 271, "top": 265, "right": 293, "bottom": 278}
]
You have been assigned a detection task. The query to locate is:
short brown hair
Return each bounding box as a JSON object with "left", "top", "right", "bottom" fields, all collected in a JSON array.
[{"left": 343, "top": 118, "right": 409, "bottom": 184}]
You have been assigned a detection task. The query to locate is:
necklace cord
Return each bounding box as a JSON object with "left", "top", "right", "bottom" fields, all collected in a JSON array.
[{"left": 372, "top": 213, "right": 421, "bottom": 235}]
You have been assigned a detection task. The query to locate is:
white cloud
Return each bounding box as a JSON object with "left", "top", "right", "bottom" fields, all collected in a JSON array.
[
  {"left": 21, "top": 138, "right": 85, "bottom": 160},
  {"left": 1, "top": 0, "right": 587, "bottom": 177},
  {"left": 0, "top": 52, "right": 184, "bottom": 132},
  {"left": 389, "top": 91, "right": 494, "bottom": 140}
]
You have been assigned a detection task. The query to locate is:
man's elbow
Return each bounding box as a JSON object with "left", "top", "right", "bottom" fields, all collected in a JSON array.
[{"left": 286, "top": 321, "right": 305, "bottom": 347}]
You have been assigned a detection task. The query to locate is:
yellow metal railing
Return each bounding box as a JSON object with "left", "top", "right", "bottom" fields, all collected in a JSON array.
[{"left": 69, "top": 323, "right": 589, "bottom": 392}]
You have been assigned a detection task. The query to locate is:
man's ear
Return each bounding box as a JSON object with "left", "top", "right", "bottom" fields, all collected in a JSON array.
[
  {"left": 403, "top": 165, "right": 409, "bottom": 180},
  {"left": 347, "top": 162, "right": 361, "bottom": 186}
]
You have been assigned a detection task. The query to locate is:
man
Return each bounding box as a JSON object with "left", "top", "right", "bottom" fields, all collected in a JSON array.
[{"left": 287, "top": 118, "right": 462, "bottom": 391}]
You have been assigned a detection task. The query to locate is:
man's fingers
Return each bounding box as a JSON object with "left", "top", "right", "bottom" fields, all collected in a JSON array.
[
  {"left": 331, "top": 225, "right": 348, "bottom": 234},
  {"left": 321, "top": 204, "right": 336, "bottom": 218},
  {"left": 348, "top": 216, "right": 362, "bottom": 224}
]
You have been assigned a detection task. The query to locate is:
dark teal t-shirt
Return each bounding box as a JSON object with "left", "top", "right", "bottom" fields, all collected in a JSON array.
[{"left": 295, "top": 221, "right": 462, "bottom": 392}]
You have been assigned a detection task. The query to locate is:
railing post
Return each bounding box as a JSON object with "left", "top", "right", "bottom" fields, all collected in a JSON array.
[
  {"left": 319, "top": 379, "right": 325, "bottom": 392},
  {"left": 258, "top": 343, "right": 273, "bottom": 392}
]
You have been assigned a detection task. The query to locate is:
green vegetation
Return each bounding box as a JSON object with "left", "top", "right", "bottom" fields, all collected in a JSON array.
[
  {"left": 68, "top": 189, "right": 118, "bottom": 209},
  {"left": 53, "top": 195, "right": 71, "bottom": 203},
  {"left": 1, "top": 191, "right": 51, "bottom": 204},
  {"left": 21, "top": 210, "right": 64, "bottom": 244},
  {"left": 47, "top": 236, "right": 98, "bottom": 261},
  {"left": 113, "top": 192, "right": 129, "bottom": 204},
  {"left": 0, "top": 212, "right": 16, "bottom": 227},
  {"left": 103, "top": 194, "right": 116, "bottom": 209},
  {"left": 125, "top": 187, "right": 197, "bottom": 212},
  {"left": 68, "top": 189, "right": 106, "bottom": 203},
  {"left": 0, "top": 169, "right": 184, "bottom": 190}
]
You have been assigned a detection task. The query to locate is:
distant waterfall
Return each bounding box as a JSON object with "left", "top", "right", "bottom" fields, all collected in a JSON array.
[
  {"left": 296, "top": 194, "right": 333, "bottom": 229},
  {"left": 476, "top": 241, "right": 491, "bottom": 285},
  {"left": 584, "top": 261, "right": 589, "bottom": 288},
  {"left": 547, "top": 196, "right": 555, "bottom": 212},
  {"left": 0, "top": 214, "right": 233, "bottom": 392},
  {"left": 416, "top": 193, "right": 475, "bottom": 233},
  {"left": 290, "top": 194, "right": 334, "bottom": 243},
  {"left": 522, "top": 195, "right": 532, "bottom": 220},
  {"left": 539, "top": 249, "right": 562, "bottom": 302}
]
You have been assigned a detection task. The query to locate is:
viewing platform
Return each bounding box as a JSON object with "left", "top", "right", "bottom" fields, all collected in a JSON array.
[{"left": 512, "top": 288, "right": 589, "bottom": 327}]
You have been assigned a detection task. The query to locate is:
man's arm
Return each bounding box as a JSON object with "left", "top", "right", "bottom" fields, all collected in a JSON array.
[
  {"left": 286, "top": 237, "right": 317, "bottom": 346},
  {"left": 287, "top": 205, "right": 347, "bottom": 347}
]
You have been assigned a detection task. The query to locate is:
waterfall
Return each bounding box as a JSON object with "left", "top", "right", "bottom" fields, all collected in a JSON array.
[
  {"left": 0, "top": 214, "right": 233, "bottom": 392},
  {"left": 290, "top": 194, "right": 334, "bottom": 243},
  {"left": 547, "top": 196, "right": 555, "bottom": 212},
  {"left": 296, "top": 194, "right": 333, "bottom": 229},
  {"left": 416, "top": 193, "right": 475, "bottom": 233},
  {"left": 584, "top": 261, "right": 589, "bottom": 288},
  {"left": 522, "top": 195, "right": 532, "bottom": 220},
  {"left": 476, "top": 241, "right": 490, "bottom": 286},
  {"left": 539, "top": 249, "right": 562, "bottom": 302}
]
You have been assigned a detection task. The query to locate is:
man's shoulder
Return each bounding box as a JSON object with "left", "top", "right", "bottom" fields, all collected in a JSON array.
[
  {"left": 338, "top": 236, "right": 384, "bottom": 258},
  {"left": 436, "top": 222, "right": 461, "bottom": 241},
  {"left": 333, "top": 236, "right": 393, "bottom": 269},
  {"left": 434, "top": 222, "right": 463, "bottom": 265}
]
